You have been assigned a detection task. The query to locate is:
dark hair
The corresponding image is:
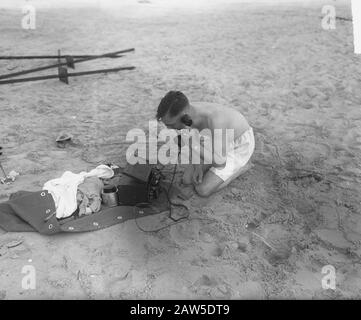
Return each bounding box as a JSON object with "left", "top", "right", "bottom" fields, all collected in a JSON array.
[{"left": 156, "top": 91, "right": 189, "bottom": 121}]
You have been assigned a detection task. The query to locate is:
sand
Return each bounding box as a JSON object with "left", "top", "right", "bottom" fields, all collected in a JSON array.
[{"left": 0, "top": 0, "right": 360, "bottom": 299}]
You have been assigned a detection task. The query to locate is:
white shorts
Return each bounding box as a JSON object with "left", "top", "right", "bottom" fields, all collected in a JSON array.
[{"left": 209, "top": 127, "right": 255, "bottom": 181}]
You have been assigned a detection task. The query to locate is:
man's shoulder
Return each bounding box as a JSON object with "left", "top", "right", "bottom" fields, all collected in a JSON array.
[
  {"left": 192, "top": 101, "right": 217, "bottom": 108},
  {"left": 192, "top": 101, "right": 222, "bottom": 107},
  {"left": 192, "top": 101, "right": 246, "bottom": 123},
  {"left": 192, "top": 101, "right": 234, "bottom": 114}
]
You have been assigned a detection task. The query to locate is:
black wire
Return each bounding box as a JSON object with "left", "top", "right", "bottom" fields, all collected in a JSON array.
[
  {"left": 133, "top": 145, "right": 199, "bottom": 233},
  {"left": 166, "top": 162, "right": 189, "bottom": 223},
  {"left": 133, "top": 169, "right": 220, "bottom": 233},
  {"left": 133, "top": 162, "right": 190, "bottom": 233}
]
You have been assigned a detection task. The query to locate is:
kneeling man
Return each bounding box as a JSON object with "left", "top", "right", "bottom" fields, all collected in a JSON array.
[{"left": 156, "top": 91, "right": 255, "bottom": 197}]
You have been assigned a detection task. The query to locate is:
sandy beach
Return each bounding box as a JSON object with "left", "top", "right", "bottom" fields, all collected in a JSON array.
[{"left": 0, "top": 0, "right": 360, "bottom": 299}]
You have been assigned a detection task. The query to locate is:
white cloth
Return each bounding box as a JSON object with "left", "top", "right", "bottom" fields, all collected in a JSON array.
[
  {"left": 43, "top": 165, "right": 114, "bottom": 219},
  {"left": 209, "top": 127, "right": 255, "bottom": 181}
]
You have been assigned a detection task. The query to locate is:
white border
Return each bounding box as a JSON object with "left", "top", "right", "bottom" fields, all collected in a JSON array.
[{"left": 352, "top": 0, "right": 361, "bottom": 54}]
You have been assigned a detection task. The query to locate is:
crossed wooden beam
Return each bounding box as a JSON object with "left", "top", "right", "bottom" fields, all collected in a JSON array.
[{"left": 0, "top": 48, "right": 135, "bottom": 85}]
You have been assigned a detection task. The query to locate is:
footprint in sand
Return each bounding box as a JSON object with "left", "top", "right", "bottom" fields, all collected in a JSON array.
[
  {"left": 200, "top": 242, "right": 225, "bottom": 258},
  {"left": 251, "top": 224, "right": 293, "bottom": 264},
  {"left": 282, "top": 140, "right": 331, "bottom": 167},
  {"left": 196, "top": 274, "right": 218, "bottom": 287},
  {"left": 190, "top": 274, "right": 232, "bottom": 299},
  {"left": 199, "top": 231, "right": 213, "bottom": 243},
  {"left": 170, "top": 223, "right": 228, "bottom": 259},
  {"left": 169, "top": 222, "right": 200, "bottom": 247},
  {"left": 341, "top": 129, "right": 361, "bottom": 152}
]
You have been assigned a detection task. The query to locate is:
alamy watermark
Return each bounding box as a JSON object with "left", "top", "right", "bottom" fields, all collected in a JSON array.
[
  {"left": 21, "top": 260, "right": 36, "bottom": 290},
  {"left": 125, "top": 120, "right": 235, "bottom": 166},
  {"left": 21, "top": 2, "right": 36, "bottom": 30},
  {"left": 322, "top": 0, "right": 361, "bottom": 54},
  {"left": 321, "top": 5, "right": 336, "bottom": 30},
  {"left": 321, "top": 265, "right": 336, "bottom": 290}
]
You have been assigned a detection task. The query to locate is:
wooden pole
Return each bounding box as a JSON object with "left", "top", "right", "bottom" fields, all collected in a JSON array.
[
  {"left": 0, "top": 66, "right": 135, "bottom": 85},
  {"left": 0, "top": 53, "right": 126, "bottom": 59},
  {"left": 0, "top": 48, "right": 135, "bottom": 80}
]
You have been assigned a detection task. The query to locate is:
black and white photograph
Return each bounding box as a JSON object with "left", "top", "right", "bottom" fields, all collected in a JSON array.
[{"left": 0, "top": 0, "right": 360, "bottom": 303}]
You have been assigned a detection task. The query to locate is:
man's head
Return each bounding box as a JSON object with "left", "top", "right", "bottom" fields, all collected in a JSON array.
[{"left": 156, "top": 91, "right": 192, "bottom": 130}]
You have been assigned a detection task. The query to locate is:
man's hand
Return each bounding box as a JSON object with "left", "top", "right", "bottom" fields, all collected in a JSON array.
[{"left": 192, "top": 165, "right": 203, "bottom": 185}]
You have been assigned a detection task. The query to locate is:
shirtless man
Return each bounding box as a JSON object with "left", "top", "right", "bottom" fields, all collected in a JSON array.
[{"left": 156, "top": 91, "right": 255, "bottom": 197}]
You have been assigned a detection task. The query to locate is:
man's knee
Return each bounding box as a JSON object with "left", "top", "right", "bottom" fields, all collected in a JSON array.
[{"left": 195, "top": 184, "right": 213, "bottom": 197}]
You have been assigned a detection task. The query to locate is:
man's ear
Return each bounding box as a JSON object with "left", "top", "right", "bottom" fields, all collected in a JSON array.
[{"left": 181, "top": 114, "right": 193, "bottom": 126}]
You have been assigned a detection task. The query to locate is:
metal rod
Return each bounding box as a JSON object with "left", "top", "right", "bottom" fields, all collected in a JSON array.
[
  {"left": 0, "top": 53, "right": 126, "bottom": 59},
  {"left": 0, "top": 48, "right": 135, "bottom": 80},
  {"left": 0, "top": 66, "right": 136, "bottom": 85}
]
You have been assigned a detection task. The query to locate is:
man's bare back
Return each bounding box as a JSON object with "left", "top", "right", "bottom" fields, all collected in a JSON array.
[{"left": 191, "top": 102, "right": 250, "bottom": 140}]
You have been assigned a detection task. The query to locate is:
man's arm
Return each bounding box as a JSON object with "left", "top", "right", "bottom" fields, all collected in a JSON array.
[
  {"left": 210, "top": 128, "right": 228, "bottom": 168},
  {"left": 190, "top": 128, "right": 228, "bottom": 168}
]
